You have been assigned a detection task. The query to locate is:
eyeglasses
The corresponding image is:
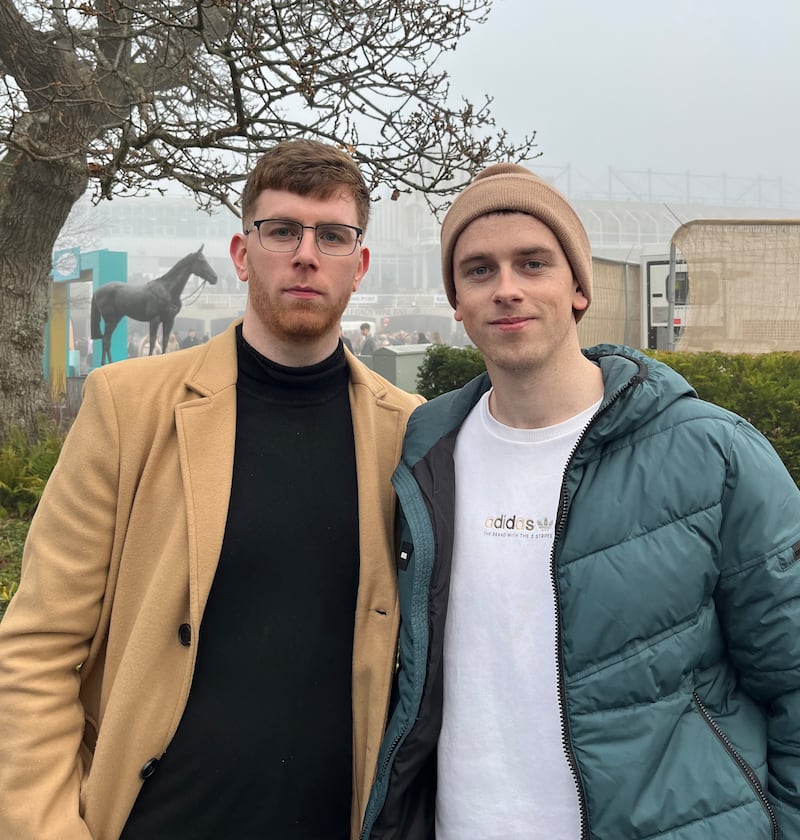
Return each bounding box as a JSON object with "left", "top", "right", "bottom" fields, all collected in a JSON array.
[{"left": 246, "top": 219, "right": 363, "bottom": 256}]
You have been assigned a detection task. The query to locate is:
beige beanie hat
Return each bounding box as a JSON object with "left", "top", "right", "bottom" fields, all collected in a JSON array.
[{"left": 440, "top": 163, "right": 592, "bottom": 321}]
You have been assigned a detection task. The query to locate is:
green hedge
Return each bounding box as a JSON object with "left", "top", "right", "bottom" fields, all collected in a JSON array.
[
  {"left": 416, "top": 345, "right": 800, "bottom": 486},
  {"left": 0, "top": 519, "right": 26, "bottom": 621},
  {"left": 415, "top": 344, "right": 486, "bottom": 399},
  {"left": 0, "top": 424, "right": 65, "bottom": 518},
  {"left": 0, "top": 422, "right": 65, "bottom": 620}
]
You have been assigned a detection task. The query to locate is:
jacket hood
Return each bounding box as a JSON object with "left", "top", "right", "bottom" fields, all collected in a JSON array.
[
  {"left": 580, "top": 344, "right": 697, "bottom": 450},
  {"left": 401, "top": 345, "right": 697, "bottom": 469}
]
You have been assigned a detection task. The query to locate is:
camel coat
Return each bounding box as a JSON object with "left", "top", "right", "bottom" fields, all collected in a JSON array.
[{"left": 0, "top": 321, "right": 423, "bottom": 840}]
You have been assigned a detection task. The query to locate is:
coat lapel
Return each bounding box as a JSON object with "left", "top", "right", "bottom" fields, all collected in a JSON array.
[
  {"left": 346, "top": 354, "right": 421, "bottom": 830},
  {"left": 175, "top": 324, "right": 239, "bottom": 624}
]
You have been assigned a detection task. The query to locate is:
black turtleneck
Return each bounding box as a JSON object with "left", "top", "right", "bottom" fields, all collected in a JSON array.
[{"left": 122, "top": 326, "right": 359, "bottom": 840}]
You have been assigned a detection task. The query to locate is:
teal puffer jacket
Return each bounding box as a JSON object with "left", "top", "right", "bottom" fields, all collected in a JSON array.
[{"left": 362, "top": 346, "right": 800, "bottom": 840}]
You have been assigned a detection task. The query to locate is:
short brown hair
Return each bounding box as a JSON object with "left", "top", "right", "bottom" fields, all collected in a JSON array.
[{"left": 240, "top": 139, "right": 371, "bottom": 232}]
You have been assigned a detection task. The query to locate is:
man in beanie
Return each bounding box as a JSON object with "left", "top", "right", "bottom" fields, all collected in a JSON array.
[{"left": 361, "top": 164, "right": 800, "bottom": 838}]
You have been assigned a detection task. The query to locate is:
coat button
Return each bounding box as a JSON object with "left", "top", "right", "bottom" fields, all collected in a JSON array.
[
  {"left": 140, "top": 758, "right": 160, "bottom": 780},
  {"left": 178, "top": 623, "right": 191, "bottom": 646}
]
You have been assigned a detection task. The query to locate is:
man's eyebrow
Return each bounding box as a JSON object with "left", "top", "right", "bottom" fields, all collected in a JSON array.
[
  {"left": 456, "top": 250, "right": 490, "bottom": 266},
  {"left": 457, "top": 245, "right": 556, "bottom": 265},
  {"left": 516, "top": 246, "right": 557, "bottom": 258}
]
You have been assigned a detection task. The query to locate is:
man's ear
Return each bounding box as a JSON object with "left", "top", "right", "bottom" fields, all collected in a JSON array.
[
  {"left": 572, "top": 280, "right": 589, "bottom": 315},
  {"left": 230, "top": 232, "right": 249, "bottom": 283},
  {"left": 352, "top": 246, "right": 370, "bottom": 292}
]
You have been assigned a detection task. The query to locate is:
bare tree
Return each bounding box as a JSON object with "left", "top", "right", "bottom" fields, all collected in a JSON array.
[{"left": 0, "top": 0, "right": 535, "bottom": 438}]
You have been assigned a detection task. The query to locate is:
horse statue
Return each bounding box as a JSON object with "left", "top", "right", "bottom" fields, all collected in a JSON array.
[{"left": 90, "top": 245, "right": 218, "bottom": 365}]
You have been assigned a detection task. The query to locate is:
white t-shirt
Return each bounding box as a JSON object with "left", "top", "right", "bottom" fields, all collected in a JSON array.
[{"left": 436, "top": 390, "right": 600, "bottom": 840}]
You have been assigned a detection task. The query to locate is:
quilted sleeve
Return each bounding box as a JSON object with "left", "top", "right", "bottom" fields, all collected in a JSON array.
[{"left": 715, "top": 419, "right": 800, "bottom": 835}]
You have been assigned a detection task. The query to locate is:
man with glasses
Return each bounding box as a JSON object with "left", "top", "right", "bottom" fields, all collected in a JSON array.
[{"left": 0, "top": 139, "right": 423, "bottom": 840}]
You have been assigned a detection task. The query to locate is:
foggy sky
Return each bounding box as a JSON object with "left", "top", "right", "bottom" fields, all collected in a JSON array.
[{"left": 444, "top": 0, "right": 800, "bottom": 197}]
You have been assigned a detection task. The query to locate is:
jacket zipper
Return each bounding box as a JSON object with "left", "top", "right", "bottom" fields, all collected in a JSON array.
[
  {"left": 550, "top": 372, "right": 642, "bottom": 840},
  {"left": 359, "top": 717, "right": 407, "bottom": 840},
  {"left": 692, "top": 692, "right": 779, "bottom": 839},
  {"left": 550, "top": 489, "right": 590, "bottom": 839},
  {"left": 376, "top": 726, "right": 405, "bottom": 782}
]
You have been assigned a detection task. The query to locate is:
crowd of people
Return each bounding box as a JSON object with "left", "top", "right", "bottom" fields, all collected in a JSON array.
[
  {"left": 126, "top": 323, "right": 437, "bottom": 361},
  {"left": 343, "top": 322, "right": 444, "bottom": 355},
  {"left": 126, "top": 327, "right": 209, "bottom": 358}
]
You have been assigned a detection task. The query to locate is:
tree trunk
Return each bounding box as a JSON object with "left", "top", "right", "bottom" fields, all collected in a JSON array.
[
  {"left": 0, "top": 0, "right": 537, "bottom": 443},
  {"left": 0, "top": 146, "right": 88, "bottom": 439}
]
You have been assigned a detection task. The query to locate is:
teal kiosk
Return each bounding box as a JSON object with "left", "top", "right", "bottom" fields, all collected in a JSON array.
[{"left": 47, "top": 248, "right": 128, "bottom": 398}]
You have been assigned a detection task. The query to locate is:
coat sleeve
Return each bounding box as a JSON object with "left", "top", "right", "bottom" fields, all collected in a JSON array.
[
  {"left": 715, "top": 419, "right": 800, "bottom": 835},
  {"left": 0, "top": 371, "right": 121, "bottom": 840}
]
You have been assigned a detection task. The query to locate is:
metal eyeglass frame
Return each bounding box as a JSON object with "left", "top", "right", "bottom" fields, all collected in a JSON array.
[{"left": 245, "top": 218, "right": 363, "bottom": 256}]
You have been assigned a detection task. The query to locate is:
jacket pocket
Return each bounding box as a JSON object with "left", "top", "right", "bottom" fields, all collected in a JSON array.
[{"left": 692, "top": 691, "right": 778, "bottom": 839}]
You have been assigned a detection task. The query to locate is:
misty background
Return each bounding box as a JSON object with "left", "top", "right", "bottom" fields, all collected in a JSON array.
[
  {"left": 58, "top": 0, "right": 800, "bottom": 355},
  {"left": 444, "top": 0, "right": 800, "bottom": 199}
]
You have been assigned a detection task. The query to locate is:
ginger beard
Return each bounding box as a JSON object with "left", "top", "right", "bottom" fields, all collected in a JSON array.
[{"left": 245, "top": 257, "right": 359, "bottom": 345}]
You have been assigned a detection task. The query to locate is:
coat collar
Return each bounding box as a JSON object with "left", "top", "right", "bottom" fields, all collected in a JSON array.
[
  {"left": 183, "top": 319, "right": 393, "bottom": 401},
  {"left": 182, "top": 319, "right": 240, "bottom": 397}
]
